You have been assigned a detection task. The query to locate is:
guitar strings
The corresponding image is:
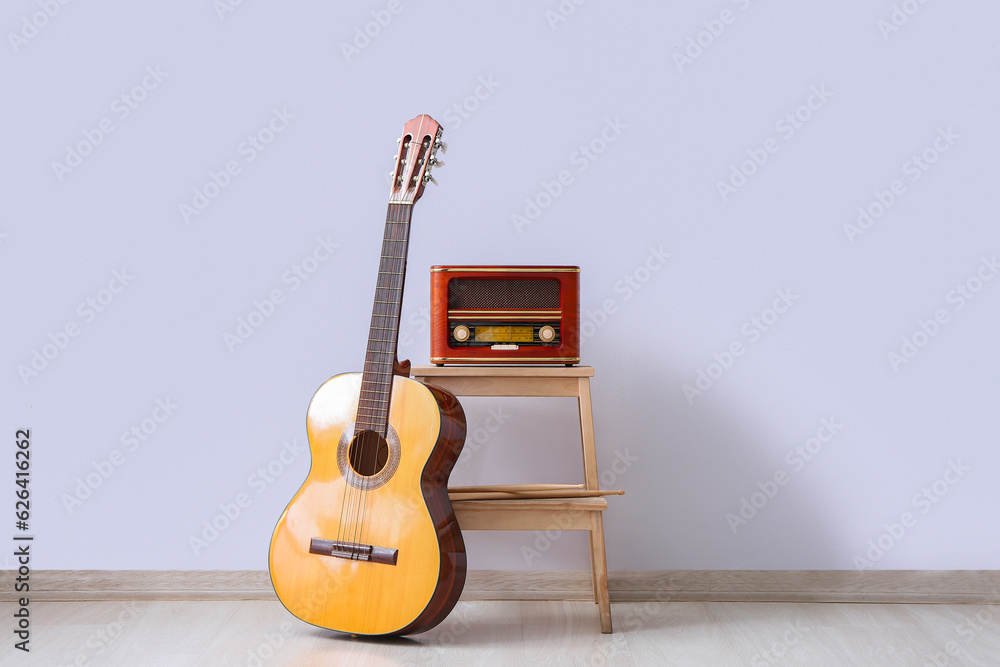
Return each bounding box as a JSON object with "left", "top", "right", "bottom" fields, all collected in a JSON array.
[
  {"left": 336, "top": 200, "right": 400, "bottom": 553},
  {"left": 358, "top": 197, "right": 410, "bottom": 555},
  {"left": 350, "top": 193, "right": 411, "bottom": 560},
  {"left": 355, "top": 202, "right": 400, "bottom": 554},
  {"left": 351, "top": 218, "right": 390, "bottom": 555}
]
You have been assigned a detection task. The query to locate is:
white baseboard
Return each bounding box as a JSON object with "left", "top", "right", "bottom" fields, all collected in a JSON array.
[{"left": 3, "top": 570, "right": 998, "bottom": 604}]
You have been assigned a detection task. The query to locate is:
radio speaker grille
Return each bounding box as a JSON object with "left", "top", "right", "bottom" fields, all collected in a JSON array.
[{"left": 448, "top": 278, "right": 560, "bottom": 310}]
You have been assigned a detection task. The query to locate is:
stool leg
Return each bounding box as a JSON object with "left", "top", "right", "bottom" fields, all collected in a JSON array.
[
  {"left": 577, "top": 376, "right": 610, "bottom": 632},
  {"left": 590, "top": 511, "right": 612, "bottom": 633},
  {"left": 589, "top": 522, "right": 600, "bottom": 603},
  {"left": 577, "top": 377, "right": 599, "bottom": 491}
]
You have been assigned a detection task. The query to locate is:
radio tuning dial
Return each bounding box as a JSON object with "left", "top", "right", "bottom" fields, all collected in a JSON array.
[
  {"left": 453, "top": 325, "right": 470, "bottom": 342},
  {"left": 539, "top": 325, "right": 556, "bottom": 342}
]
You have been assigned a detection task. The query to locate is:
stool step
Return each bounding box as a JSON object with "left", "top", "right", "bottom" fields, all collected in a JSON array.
[{"left": 453, "top": 498, "right": 605, "bottom": 531}]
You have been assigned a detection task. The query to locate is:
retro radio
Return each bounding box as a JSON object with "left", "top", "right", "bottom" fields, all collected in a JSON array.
[{"left": 430, "top": 265, "right": 580, "bottom": 365}]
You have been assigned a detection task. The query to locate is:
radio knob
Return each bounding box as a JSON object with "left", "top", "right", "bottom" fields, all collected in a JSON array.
[
  {"left": 539, "top": 325, "right": 556, "bottom": 342},
  {"left": 453, "top": 325, "right": 470, "bottom": 342}
]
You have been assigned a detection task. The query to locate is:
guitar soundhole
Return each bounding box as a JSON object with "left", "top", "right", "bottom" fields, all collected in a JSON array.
[
  {"left": 348, "top": 430, "right": 390, "bottom": 477},
  {"left": 337, "top": 422, "right": 400, "bottom": 490}
]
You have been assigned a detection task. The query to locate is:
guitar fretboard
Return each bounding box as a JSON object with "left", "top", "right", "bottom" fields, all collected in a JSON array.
[{"left": 358, "top": 202, "right": 412, "bottom": 434}]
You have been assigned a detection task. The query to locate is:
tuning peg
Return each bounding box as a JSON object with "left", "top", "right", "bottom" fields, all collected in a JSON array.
[
  {"left": 430, "top": 157, "right": 445, "bottom": 168},
  {"left": 423, "top": 173, "right": 438, "bottom": 186},
  {"left": 434, "top": 139, "right": 447, "bottom": 154}
]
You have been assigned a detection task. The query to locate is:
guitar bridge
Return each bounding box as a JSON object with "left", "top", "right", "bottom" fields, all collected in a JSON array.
[{"left": 309, "top": 538, "right": 398, "bottom": 566}]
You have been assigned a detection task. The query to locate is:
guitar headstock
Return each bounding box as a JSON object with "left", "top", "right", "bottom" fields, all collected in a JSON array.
[{"left": 389, "top": 114, "right": 445, "bottom": 204}]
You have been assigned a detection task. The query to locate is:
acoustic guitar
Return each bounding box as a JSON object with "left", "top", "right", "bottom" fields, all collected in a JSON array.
[{"left": 268, "top": 115, "right": 466, "bottom": 636}]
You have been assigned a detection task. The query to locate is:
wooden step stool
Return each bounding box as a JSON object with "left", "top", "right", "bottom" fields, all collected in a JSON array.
[{"left": 411, "top": 365, "right": 618, "bottom": 633}]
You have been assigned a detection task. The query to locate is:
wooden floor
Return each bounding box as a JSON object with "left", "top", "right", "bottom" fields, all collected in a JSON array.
[{"left": 5, "top": 599, "right": 999, "bottom": 666}]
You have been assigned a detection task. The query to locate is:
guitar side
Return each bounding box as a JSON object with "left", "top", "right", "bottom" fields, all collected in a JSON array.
[{"left": 268, "top": 373, "right": 466, "bottom": 636}]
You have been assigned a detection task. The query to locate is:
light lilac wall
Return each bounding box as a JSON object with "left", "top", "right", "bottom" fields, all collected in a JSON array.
[{"left": 3, "top": 1, "right": 997, "bottom": 571}]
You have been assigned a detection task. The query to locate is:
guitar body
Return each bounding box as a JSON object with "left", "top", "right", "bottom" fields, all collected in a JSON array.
[
  {"left": 269, "top": 372, "right": 466, "bottom": 635},
  {"left": 269, "top": 114, "right": 460, "bottom": 636}
]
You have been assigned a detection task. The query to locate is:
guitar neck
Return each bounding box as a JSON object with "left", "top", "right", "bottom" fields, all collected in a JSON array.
[{"left": 358, "top": 202, "right": 413, "bottom": 433}]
